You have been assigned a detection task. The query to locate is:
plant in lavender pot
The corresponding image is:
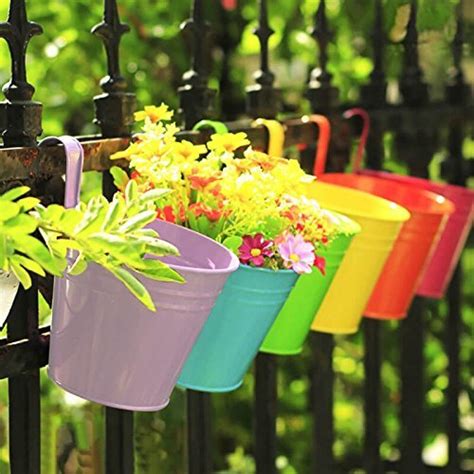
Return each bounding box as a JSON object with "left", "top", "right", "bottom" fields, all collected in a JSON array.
[
  {"left": 1, "top": 135, "right": 239, "bottom": 410},
  {"left": 110, "top": 105, "right": 347, "bottom": 391}
]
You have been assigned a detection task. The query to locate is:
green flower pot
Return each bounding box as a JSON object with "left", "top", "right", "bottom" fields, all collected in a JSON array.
[{"left": 260, "top": 213, "right": 360, "bottom": 355}]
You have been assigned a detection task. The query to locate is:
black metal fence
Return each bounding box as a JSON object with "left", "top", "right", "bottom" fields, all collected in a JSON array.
[{"left": 0, "top": 0, "right": 472, "bottom": 473}]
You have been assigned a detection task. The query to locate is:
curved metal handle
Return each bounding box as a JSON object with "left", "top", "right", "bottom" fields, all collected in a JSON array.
[
  {"left": 39, "top": 136, "right": 84, "bottom": 209},
  {"left": 252, "top": 119, "right": 285, "bottom": 157},
  {"left": 300, "top": 115, "right": 331, "bottom": 176},
  {"left": 192, "top": 120, "right": 229, "bottom": 134},
  {"left": 343, "top": 107, "right": 370, "bottom": 173}
]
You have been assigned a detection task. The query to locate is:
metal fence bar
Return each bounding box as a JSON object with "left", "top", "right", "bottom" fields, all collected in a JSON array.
[
  {"left": 398, "top": 3, "right": 431, "bottom": 472},
  {"left": 179, "top": 1, "right": 216, "bottom": 472},
  {"left": 306, "top": 3, "right": 339, "bottom": 473},
  {"left": 310, "top": 332, "right": 334, "bottom": 474},
  {"left": 446, "top": 267, "right": 462, "bottom": 474},
  {"left": 247, "top": 3, "right": 280, "bottom": 473},
  {"left": 400, "top": 298, "right": 425, "bottom": 473},
  {"left": 444, "top": 6, "right": 468, "bottom": 470},
  {"left": 102, "top": 170, "right": 135, "bottom": 474},
  {"left": 254, "top": 353, "right": 278, "bottom": 474},
  {"left": 0, "top": 2, "right": 43, "bottom": 473},
  {"left": 105, "top": 408, "right": 135, "bottom": 473},
  {"left": 7, "top": 285, "right": 41, "bottom": 474},
  {"left": 363, "top": 320, "right": 383, "bottom": 474},
  {"left": 359, "top": 5, "right": 387, "bottom": 469},
  {"left": 187, "top": 391, "right": 213, "bottom": 474},
  {"left": 93, "top": 2, "right": 137, "bottom": 472}
]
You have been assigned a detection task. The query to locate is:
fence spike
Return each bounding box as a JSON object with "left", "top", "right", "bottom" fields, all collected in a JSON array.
[
  {"left": 0, "top": 0, "right": 43, "bottom": 146},
  {"left": 246, "top": 0, "right": 279, "bottom": 118},
  {"left": 92, "top": 0, "right": 136, "bottom": 137},
  {"left": 307, "top": 0, "right": 338, "bottom": 113},
  {"left": 443, "top": 1, "right": 470, "bottom": 181},
  {"left": 446, "top": 1, "right": 470, "bottom": 106},
  {"left": 399, "top": 0, "right": 427, "bottom": 106},
  {"left": 179, "top": 0, "right": 216, "bottom": 128},
  {"left": 361, "top": 0, "right": 386, "bottom": 106}
]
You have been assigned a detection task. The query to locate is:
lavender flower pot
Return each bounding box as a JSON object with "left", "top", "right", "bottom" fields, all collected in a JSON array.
[{"left": 46, "top": 136, "right": 239, "bottom": 411}]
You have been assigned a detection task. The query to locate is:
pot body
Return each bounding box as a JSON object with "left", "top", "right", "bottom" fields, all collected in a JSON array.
[
  {"left": 320, "top": 173, "right": 454, "bottom": 318},
  {"left": 48, "top": 220, "right": 238, "bottom": 410},
  {"left": 260, "top": 228, "right": 356, "bottom": 354},
  {"left": 177, "top": 265, "right": 298, "bottom": 392},
  {"left": 360, "top": 171, "right": 474, "bottom": 298},
  {"left": 303, "top": 182, "right": 410, "bottom": 334}
]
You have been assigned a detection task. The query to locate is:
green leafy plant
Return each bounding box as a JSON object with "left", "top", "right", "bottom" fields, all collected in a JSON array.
[{"left": 0, "top": 184, "right": 184, "bottom": 311}]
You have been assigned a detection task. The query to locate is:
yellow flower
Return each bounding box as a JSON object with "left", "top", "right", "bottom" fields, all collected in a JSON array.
[
  {"left": 111, "top": 142, "right": 141, "bottom": 161},
  {"left": 207, "top": 132, "right": 250, "bottom": 154},
  {"left": 134, "top": 104, "right": 173, "bottom": 123},
  {"left": 173, "top": 140, "right": 208, "bottom": 162},
  {"left": 243, "top": 147, "right": 286, "bottom": 171},
  {"left": 164, "top": 123, "right": 180, "bottom": 139}
]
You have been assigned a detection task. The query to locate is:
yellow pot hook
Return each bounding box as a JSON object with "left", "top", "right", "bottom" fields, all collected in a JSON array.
[{"left": 252, "top": 118, "right": 285, "bottom": 157}]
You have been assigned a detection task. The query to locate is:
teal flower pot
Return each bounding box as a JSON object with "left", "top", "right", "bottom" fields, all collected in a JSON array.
[{"left": 177, "top": 265, "right": 299, "bottom": 392}]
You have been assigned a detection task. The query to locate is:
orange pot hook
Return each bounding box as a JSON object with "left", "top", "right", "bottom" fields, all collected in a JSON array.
[
  {"left": 343, "top": 107, "right": 370, "bottom": 173},
  {"left": 300, "top": 115, "right": 331, "bottom": 176}
]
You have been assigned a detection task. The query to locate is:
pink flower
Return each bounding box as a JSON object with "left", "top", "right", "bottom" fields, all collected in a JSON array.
[
  {"left": 314, "top": 255, "right": 326, "bottom": 276},
  {"left": 278, "top": 234, "right": 315, "bottom": 274},
  {"left": 239, "top": 234, "right": 274, "bottom": 267}
]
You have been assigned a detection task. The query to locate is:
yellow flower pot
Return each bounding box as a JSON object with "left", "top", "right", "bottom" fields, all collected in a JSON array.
[{"left": 303, "top": 181, "right": 410, "bottom": 334}]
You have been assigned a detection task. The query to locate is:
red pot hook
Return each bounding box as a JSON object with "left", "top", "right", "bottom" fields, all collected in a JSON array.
[
  {"left": 343, "top": 107, "right": 370, "bottom": 173},
  {"left": 301, "top": 115, "right": 331, "bottom": 176}
]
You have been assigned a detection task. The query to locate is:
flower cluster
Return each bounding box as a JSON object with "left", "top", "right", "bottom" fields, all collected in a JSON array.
[{"left": 110, "top": 104, "right": 341, "bottom": 274}]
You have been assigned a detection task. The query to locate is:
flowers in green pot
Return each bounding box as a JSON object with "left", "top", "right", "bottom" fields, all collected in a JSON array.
[{"left": 110, "top": 104, "right": 343, "bottom": 275}]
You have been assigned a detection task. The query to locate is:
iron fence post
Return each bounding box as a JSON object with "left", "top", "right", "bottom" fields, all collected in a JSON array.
[
  {"left": 179, "top": 2, "right": 216, "bottom": 472},
  {"left": 360, "top": 3, "right": 386, "bottom": 471},
  {"left": 398, "top": 4, "right": 431, "bottom": 472},
  {"left": 444, "top": 4, "right": 469, "bottom": 471},
  {"left": 0, "top": 3, "right": 42, "bottom": 472},
  {"left": 307, "top": 3, "right": 339, "bottom": 472},
  {"left": 245, "top": 1, "right": 280, "bottom": 472},
  {"left": 93, "top": 2, "right": 136, "bottom": 472}
]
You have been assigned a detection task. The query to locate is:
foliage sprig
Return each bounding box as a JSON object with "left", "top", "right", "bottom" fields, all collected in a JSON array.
[{"left": 0, "top": 183, "right": 184, "bottom": 311}]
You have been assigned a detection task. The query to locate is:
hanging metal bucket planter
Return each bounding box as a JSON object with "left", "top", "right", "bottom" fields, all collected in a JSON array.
[
  {"left": 177, "top": 265, "right": 299, "bottom": 392},
  {"left": 268, "top": 115, "right": 409, "bottom": 333},
  {"left": 306, "top": 180, "right": 410, "bottom": 334},
  {"left": 175, "top": 119, "right": 299, "bottom": 392},
  {"left": 346, "top": 108, "right": 474, "bottom": 299},
  {"left": 260, "top": 212, "right": 360, "bottom": 354},
  {"left": 315, "top": 110, "right": 455, "bottom": 318},
  {"left": 46, "top": 136, "right": 239, "bottom": 410}
]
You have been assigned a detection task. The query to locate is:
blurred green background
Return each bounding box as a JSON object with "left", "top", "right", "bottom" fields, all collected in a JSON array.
[{"left": 0, "top": 0, "right": 472, "bottom": 472}]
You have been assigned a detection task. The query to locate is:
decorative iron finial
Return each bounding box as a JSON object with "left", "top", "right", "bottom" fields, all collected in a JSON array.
[
  {"left": 442, "top": 0, "right": 470, "bottom": 184},
  {"left": 307, "top": 0, "right": 338, "bottom": 113},
  {"left": 92, "top": 0, "right": 136, "bottom": 137},
  {"left": 400, "top": 0, "right": 428, "bottom": 106},
  {"left": 361, "top": 0, "right": 387, "bottom": 106},
  {"left": 0, "top": 0, "right": 43, "bottom": 146},
  {"left": 246, "top": 0, "right": 280, "bottom": 118},
  {"left": 451, "top": 6, "right": 463, "bottom": 84},
  {"left": 179, "top": 0, "right": 216, "bottom": 128},
  {"left": 446, "top": 0, "right": 469, "bottom": 104}
]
